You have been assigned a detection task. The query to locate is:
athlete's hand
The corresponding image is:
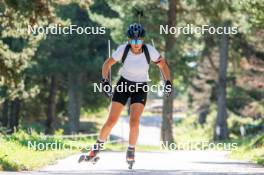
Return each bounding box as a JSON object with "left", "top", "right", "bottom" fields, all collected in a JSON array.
[
  {"left": 101, "top": 78, "right": 113, "bottom": 99},
  {"left": 164, "top": 80, "right": 173, "bottom": 97}
]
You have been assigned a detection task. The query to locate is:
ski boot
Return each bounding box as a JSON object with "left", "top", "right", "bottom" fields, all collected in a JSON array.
[
  {"left": 126, "top": 147, "right": 135, "bottom": 169},
  {"left": 78, "top": 140, "right": 103, "bottom": 164}
]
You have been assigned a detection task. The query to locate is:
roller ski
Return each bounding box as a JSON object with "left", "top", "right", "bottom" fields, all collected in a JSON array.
[
  {"left": 78, "top": 140, "right": 104, "bottom": 164},
  {"left": 126, "top": 147, "right": 135, "bottom": 169},
  {"left": 78, "top": 150, "right": 100, "bottom": 164}
]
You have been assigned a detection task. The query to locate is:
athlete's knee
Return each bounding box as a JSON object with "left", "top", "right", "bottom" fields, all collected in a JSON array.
[
  {"left": 105, "top": 116, "right": 118, "bottom": 127},
  {"left": 129, "top": 117, "right": 140, "bottom": 128}
]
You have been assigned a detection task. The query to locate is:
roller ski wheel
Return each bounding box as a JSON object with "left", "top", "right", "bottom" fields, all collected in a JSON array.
[
  {"left": 78, "top": 154, "right": 100, "bottom": 164},
  {"left": 127, "top": 160, "right": 135, "bottom": 169},
  {"left": 91, "top": 156, "right": 100, "bottom": 164},
  {"left": 79, "top": 140, "right": 103, "bottom": 164},
  {"left": 126, "top": 147, "right": 135, "bottom": 169},
  {"left": 78, "top": 149, "right": 100, "bottom": 164},
  {"left": 78, "top": 155, "right": 86, "bottom": 163}
]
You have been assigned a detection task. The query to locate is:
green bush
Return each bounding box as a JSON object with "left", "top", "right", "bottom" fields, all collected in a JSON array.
[
  {"left": 228, "top": 113, "right": 264, "bottom": 138},
  {"left": 230, "top": 133, "right": 264, "bottom": 166},
  {"left": 227, "top": 86, "right": 253, "bottom": 112}
]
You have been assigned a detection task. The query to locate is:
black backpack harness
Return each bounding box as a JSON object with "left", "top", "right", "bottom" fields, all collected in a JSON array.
[{"left": 121, "top": 44, "right": 151, "bottom": 64}]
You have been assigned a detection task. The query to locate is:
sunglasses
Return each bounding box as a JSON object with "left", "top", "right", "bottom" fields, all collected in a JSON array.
[{"left": 129, "top": 39, "right": 143, "bottom": 45}]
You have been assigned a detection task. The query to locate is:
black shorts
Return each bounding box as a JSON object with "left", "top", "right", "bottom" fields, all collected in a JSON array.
[{"left": 112, "top": 76, "right": 148, "bottom": 106}]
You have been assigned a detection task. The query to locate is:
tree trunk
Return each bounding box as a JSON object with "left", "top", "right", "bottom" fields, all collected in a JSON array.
[
  {"left": 1, "top": 100, "right": 9, "bottom": 127},
  {"left": 161, "top": 0, "right": 177, "bottom": 145},
  {"left": 9, "top": 98, "right": 20, "bottom": 133},
  {"left": 198, "top": 104, "right": 209, "bottom": 125},
  {"left": 162, "top": 93, "right": 174, "bottom": 144},
  {"left": 67, "top": 73, "right": 82, "bottom": 134},
  {"left": 214, "top": 21, "right": 229, "bottom": 141},
  {"left": 197, "top": 35, "right": 215, "bottom": 125},
  {"left": 46, "top": 75, "right": 58, "bottom": 134}
]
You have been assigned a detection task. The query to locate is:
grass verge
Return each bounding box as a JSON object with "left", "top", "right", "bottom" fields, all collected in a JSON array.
[
  {"left": 229, "top": 134, "right": 264, "bottom": 165},
  {"left": 173, "top": 110, "right": 264, "bottom": 166}
]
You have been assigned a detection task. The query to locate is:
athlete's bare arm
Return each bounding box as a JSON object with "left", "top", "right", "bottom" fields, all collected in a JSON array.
[
  {"left": 155, "top": 57, "right": 171, "bottom": 81},
  {"left": 102, "top": 58, "right": 116, "bottom": 79}
]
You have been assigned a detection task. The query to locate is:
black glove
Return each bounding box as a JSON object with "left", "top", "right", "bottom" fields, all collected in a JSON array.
[
  {"left": 101, "top": 78, "right": 113, "bottom": 98},
  {"left": 164, "top": 80, "right": 173, "bottom": 97}
]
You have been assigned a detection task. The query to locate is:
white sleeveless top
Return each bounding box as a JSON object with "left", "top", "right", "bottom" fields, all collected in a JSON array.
[{"left": 112, "top": 43, "right": 160, "bottom": 82}]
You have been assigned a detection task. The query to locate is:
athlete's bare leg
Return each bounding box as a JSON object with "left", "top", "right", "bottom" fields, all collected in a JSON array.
[{"left": 98, "top": 102, "right": 124, "bottom": 141}]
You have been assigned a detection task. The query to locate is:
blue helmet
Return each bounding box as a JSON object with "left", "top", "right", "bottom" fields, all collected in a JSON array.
[{"left": 127, "top": 23, "right": 145, "bottom": 38}]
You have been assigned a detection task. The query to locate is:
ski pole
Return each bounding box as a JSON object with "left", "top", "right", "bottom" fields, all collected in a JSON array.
[
  {"left": 108, "top": 39, "right": 111, "bottom": 85},
  {"left": 151, "top": 39, "right": 165, "bottom": 81},
  {"left": 135, "top": 8, "right": 143, "bottom": 24}
]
